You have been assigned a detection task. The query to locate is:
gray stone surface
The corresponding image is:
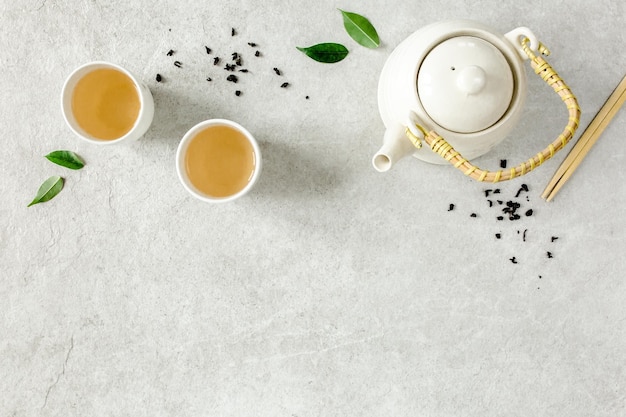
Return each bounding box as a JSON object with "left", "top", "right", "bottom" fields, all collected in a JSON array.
[{"left": 1, "top": 0, "right": 625, "bottom": 416}]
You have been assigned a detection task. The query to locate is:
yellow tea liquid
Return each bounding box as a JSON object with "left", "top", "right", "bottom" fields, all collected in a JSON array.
[
  {"left": 71, "top": 68, "right": 140, "bottom": 140},
  {"left": 185, "top": 125, "right": 256, "bottom": 197}
]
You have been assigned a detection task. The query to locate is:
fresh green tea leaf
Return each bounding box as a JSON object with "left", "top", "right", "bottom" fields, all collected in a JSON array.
[
  {"left": 28, "top": 176, "right": 64, "bottom": 207},
  {"left": 45, "top": 150, "right": 85, "bottom": 170},
  {"left": 296, "top": 43, "right": 349, "bottom": 63},
  {"left": 339, "top": 9, "right": 380, "bottom": 49}
]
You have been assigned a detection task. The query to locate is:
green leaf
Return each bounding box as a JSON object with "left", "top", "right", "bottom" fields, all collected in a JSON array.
[
  {"left": 28, "top": 176, "right": 64, "bottom": 207},
  {"left": 297, "top": 43, "right": 349, "bottom": 63},
  {"left": 45, "top": 150, "right": 85, "bottom": 170},
  {"left": 339, "top": 9, "right": 380, "bottom": 49}
]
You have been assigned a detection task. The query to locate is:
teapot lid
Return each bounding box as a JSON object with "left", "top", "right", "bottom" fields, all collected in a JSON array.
[{"left": 417, "top": 36, "right": 514, "bottom": 133}]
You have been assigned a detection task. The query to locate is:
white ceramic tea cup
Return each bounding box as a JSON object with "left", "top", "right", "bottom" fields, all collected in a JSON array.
[
  {"left": 176, "top": 119, "right": 262, "bottom": 203},
  {"left": 61, "top": 61, "right": 154, "bottom": 145}
]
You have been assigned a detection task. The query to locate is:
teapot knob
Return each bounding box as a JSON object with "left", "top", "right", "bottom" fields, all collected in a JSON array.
[{"left": 456, "top": 65, "right": 486, "bottom": 95}]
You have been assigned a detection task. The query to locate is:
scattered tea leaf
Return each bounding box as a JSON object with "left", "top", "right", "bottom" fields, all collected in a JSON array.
[
  {"left": 339, "top": 9, "right": 380, "bottom": 49},
  {"left": 28, "top": 176, "right": 64, "bottom": 207},
  {"left": 296, "top": 43, "right": 349, "bottom": 63},
  {"left": 45, "top": 150, "right": 84, "bottom": 170}
]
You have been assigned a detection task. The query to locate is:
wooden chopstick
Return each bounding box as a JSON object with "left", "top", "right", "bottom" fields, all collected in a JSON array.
[{"left": 542, "top": 73, "right": 626, "bottom": 201}]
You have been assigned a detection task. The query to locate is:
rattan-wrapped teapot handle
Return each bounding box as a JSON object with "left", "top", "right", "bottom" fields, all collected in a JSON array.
[{"left": 406, "top": 38, "right": 581, "bottom": 183}]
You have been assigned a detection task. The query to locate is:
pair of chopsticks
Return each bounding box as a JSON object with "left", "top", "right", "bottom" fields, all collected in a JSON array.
[{"left": 542, "top": 74, "right": 626, "bottom": 201}]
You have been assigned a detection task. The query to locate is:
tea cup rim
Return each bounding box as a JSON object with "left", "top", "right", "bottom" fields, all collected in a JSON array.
[
  {"left": 61, "top": 61, "right": 153, "bottom": 145},
  {"left": 175, "top": 119, "right": 262, "bottom": 203}
]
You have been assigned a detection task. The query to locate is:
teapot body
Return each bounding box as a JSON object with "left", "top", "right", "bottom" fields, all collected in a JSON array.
[{"left": 377, "top": 20, "right": 535, "bottom": 165}]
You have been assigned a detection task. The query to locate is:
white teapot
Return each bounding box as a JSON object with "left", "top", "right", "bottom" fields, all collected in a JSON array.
[{"left": 373, "top": 20, "right": 580, "bottom": 182}]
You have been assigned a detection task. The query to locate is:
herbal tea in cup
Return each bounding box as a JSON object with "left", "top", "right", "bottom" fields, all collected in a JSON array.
[
  {"left": 61, "top": 62, "right": 154, "bottom": 144},
  {"left": 176, "top": 119, "right": 262, "bottom": 203}
]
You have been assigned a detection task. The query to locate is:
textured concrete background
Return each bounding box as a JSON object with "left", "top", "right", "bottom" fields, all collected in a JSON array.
[{"left": 1, "top": 0, "right": 625, "bottom": 416}]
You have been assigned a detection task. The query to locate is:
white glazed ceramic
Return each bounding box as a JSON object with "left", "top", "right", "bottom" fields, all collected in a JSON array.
[
  {"left": 176, "top": 119, "right": 262, "bottom": 203},
  {"left": 61, "top": 61, "right": 154, "bottom": 145},
  {"left": 373, "top": 20, "right": 540, "bottom": 171}
]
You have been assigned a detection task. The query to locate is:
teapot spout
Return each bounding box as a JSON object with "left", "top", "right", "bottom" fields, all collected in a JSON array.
[{"left": 372, "top": 123, "right": 417, "bottom": 172}]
